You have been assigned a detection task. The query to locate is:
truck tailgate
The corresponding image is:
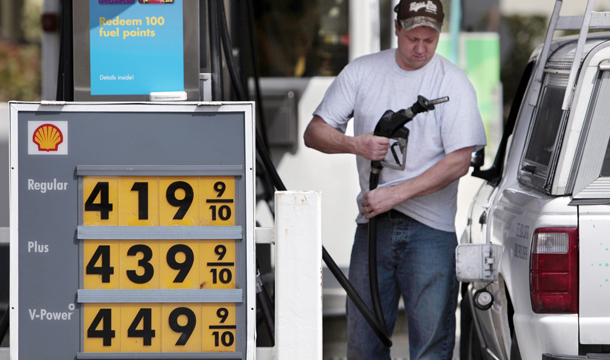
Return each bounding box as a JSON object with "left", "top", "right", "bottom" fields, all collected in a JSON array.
[{"left": 579, "top": 205, "right": 610, "bottom": 344}]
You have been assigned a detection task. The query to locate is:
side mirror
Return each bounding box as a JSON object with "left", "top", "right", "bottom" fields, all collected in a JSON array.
[{"left": 471, "top": 148, "right": 484, "bottom": 169}]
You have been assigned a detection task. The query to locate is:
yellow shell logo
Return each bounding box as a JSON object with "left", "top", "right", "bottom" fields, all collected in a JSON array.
[{"left": 33, "top": 124, "right": 64, "bottom": 152}]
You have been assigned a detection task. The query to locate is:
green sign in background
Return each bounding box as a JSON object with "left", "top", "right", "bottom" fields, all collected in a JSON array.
[{"left": 438, "top": 33, "right": 502, "bottom": 155}]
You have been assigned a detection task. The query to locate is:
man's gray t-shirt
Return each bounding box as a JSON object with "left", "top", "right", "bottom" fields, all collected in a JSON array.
[{"left": 313, "top": 49, "right": 486, "bottom": 232}]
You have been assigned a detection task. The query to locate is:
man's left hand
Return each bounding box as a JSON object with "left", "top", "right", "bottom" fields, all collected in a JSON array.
[
  {"left": 361, "top": 186, "right": 400, "bottom": 219},
  {"left": 360, "top": 146, "right": 473, "bottom": 220}
]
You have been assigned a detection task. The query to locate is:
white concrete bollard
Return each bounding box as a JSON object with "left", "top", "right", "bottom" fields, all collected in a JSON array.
[{"left": 274, "top": 191, "right": 322, "bottom": 360}]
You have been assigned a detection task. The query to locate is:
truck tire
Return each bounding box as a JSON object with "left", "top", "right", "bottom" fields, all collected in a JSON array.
[
  {"left": 460, "top": 289, "right": 484, "bottom": 360},
  {"left": 510, "top": 331, "right": 522, "bottom": 360}
]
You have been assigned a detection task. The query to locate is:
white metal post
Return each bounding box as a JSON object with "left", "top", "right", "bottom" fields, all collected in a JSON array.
[
  {"left": 349, "top": 0, "right": 381, "bottom": 61},
  {"left": 274, "top": 191, "right": 322, "bottom": 360},
  {"left": 42, "top": 0, "right": 61, "bottom": 100}
]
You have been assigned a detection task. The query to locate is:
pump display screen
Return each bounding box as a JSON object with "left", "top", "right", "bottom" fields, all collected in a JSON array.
[{"left": 10, "top": 103, "right": 254, "bottom": 360}]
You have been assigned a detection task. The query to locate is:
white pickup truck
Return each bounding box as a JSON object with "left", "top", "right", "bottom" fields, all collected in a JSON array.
[{"left": 457, "top": 1, "right": 610, "bottom": 359}]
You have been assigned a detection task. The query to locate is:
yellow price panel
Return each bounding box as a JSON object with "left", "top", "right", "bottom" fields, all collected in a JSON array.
[
  {"left": 83, "top": 177, "right": 119, "bottom": 226},
  {"left": 202, "top": 304, "right": 236, "bottom": 352},
  {"left": 83, "top": 241, "right": 120, "bottom": 289},
  {"left": 83, "top": 176, "right": 236, "bottom": 226},
  {"left": 119, "top": 240, "right": 161, "bottom": 289},
  {"left": 118, "top": 177, "right": 160, "bottom": 226},
  {"left": 120, "top": 304, "right": 162, "bottom": 352},
  {"left": 84, "top": 304, "right": 122, "bottom": 353},
  {"left": 159, "top": 177, "right": 199, "bottom": 226},
  {"left": 84, "top": 303, "right": 236, "bottom": 353},
  {"left": 84, "top": 240, "right": 235, "bottom": 289},
  {"left": 200, "top": 240, "right": 236, "bottom": 289},
  {"left": 161, "top": 304, "right": 202, "bottom": 352},
  {"left": 159, "top": 240, "right": 200, "bottom": 290},
  {"left": 200, "top": 176, "right": 236, "bottom": 226}
]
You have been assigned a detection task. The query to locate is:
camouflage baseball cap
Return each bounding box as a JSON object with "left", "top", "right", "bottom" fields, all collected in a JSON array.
[{"left": 394, "top": 0, "right": 444, "bottom": 33}]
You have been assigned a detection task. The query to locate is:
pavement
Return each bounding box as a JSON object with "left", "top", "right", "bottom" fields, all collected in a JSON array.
[{"left": 322, "top": 303, "right": 462, "bottom": 360}]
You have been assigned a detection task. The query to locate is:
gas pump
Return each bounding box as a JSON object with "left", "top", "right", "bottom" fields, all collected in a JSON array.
[{"left": 10, "top": 2, "right": 267, "bottom": 360}]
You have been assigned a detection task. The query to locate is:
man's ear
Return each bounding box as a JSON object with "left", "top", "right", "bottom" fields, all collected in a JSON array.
[{"left": 394, "top": 19, "right": 401, "bottom": 36}]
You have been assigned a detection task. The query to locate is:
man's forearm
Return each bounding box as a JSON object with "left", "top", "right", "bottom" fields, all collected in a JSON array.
[
  {"left": 396, "top": 146, "right": 473, "bottom": 201},
  {"left": 361, "top": 146, "right": 473, "bottom": 218},
  {"left": 303, "top": 116, "right": 358, "bottom": 155},
  {"left": 304, "top": 116, "right": 391, "bottom": 160}
]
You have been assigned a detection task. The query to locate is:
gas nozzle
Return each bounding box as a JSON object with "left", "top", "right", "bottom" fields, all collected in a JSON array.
[
  {"left": 411, "top": 95, "right": 450, "bottom": 115},
  {"left": 424, "top": 96, "right": 450, "bottom": 107},
  {"left": 374, "top": 95, "right": 450, "bottom": 139},
  {"left": 372, "top": 95, "right": 450, "bottom": 172}
]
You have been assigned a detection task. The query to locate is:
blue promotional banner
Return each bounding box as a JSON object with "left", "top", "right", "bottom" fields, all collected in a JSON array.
[{"left": 89, "top": 0, "right": 184, "bottom": 95}]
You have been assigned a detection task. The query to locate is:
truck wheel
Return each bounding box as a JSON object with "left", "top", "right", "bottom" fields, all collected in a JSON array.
[
  {"left": 460, "top": 291, "right": 484, "bottom": 360},
  {"left": 465, "top": 318, "right": 484, "bottom": 360}
]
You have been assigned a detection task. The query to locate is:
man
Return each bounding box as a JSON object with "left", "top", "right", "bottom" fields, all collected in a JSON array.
[{"left": 303, "top": 0, "right": 486, "bottom": 359}]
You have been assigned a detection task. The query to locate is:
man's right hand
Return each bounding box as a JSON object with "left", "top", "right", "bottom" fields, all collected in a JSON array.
[
  {"left": 355, "top": 132, "right": 391, "bottom": 161},
  {"left": 304, "top": 116, "right": 390, "bottom": 160}
]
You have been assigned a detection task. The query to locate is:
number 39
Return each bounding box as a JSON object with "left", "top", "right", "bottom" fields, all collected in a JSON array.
[{"left": 86, "top": 243, "right": 194, "bottom": 284}]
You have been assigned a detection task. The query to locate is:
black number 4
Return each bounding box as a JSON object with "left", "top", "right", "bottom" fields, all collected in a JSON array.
[
  {"left": 86, "top": 245, "right": 114, "bottom": 283},
  {"left": 85, "top": 182, "right": 113, "bottom": 219},
  {"left": 127, "top": 308, "right": 156, "bottom": 346},
  {"left": 87, "top": 309, "right": 115, "bottom": 346}
]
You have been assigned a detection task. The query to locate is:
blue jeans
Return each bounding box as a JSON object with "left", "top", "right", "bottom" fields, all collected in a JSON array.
[{"left": 346, "top": 211, "right": 459, "bottom": 360}]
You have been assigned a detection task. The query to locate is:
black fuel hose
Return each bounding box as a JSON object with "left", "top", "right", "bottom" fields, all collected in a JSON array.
[
  {"left": 56, "top": 0, "right": 74, "bottom": 101},
  {"left": 214, "top": 0, "right": 393, "bottom": 348},
  {"left": 218, "top": 0, "right": 245, "bottom": 100},
  {"left": 208, "top": 0, "right": 223, "bottom": 100},
  {"left": 0, "top": 306, "right": 7, "bottom": 345},
  {"left": 366, "top": 96, "right": 449, "bottom": 348},
  {"left": 213, "top": 2, "right": 278, "bottom": 345},
  {"left": 368, "top": 168, "right": 389, "bottom": 337},
  {"left": 244, "top": 0, "right": 271, "bottom": 151},
  {"left": 256, "top": 260, "right": 275, "bottom": 345}
]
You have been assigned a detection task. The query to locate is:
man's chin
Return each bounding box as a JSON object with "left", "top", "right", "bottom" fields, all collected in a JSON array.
[{"left": 409, "top": 59, "right": 428, "bottom": 69}]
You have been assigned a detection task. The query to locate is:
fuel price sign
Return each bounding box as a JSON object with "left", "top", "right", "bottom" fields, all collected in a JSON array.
[{"left": 10, "top": 102, "right": 256, "bottom": 360}]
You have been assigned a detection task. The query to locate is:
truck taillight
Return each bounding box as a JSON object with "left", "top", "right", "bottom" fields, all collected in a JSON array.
[{"left": 530, "top": 227, "right": 578, "bottom": 313}]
